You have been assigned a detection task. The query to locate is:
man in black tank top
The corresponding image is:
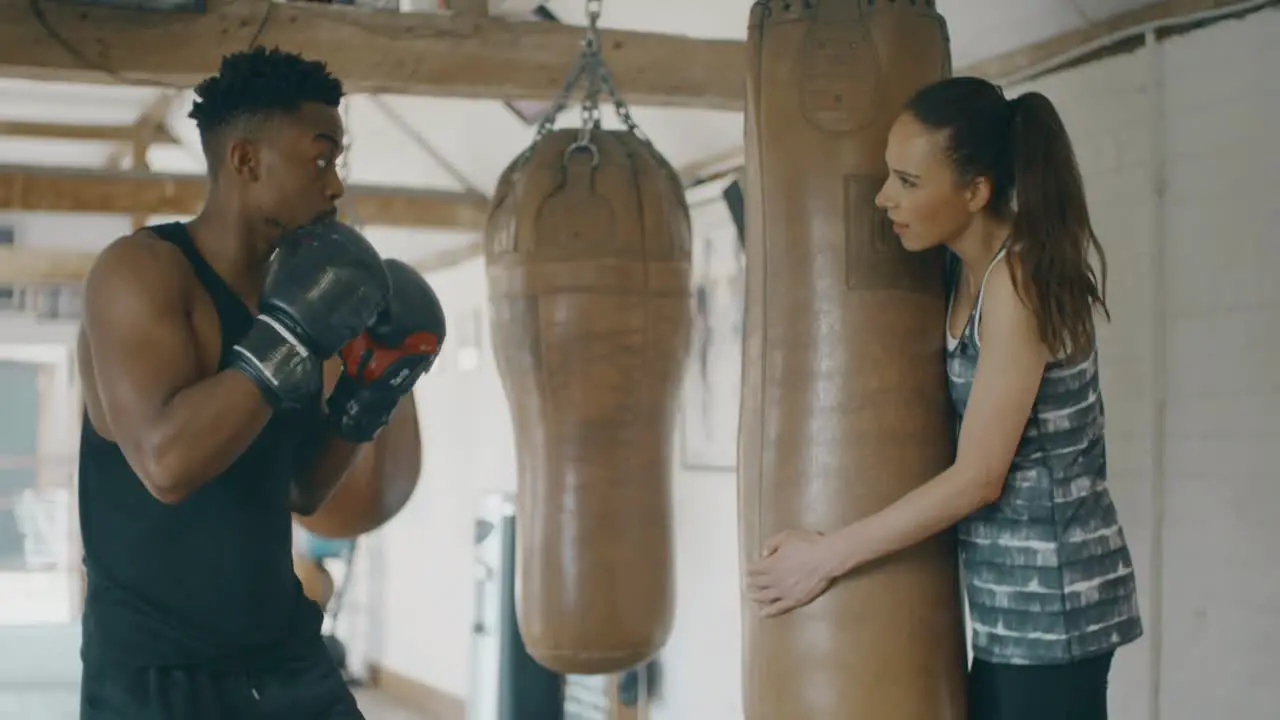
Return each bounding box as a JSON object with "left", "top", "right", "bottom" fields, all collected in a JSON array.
[{"left": 74, "top": 48, "right": 437, "bottom": 719}]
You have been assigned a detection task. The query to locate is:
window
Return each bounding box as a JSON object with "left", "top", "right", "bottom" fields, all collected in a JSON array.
[{"left": 0, "top": 226, "right": 83, "bottom": 321}]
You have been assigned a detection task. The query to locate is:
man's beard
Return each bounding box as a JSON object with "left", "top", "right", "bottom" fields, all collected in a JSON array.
[
  {"left": 264, "top": 209, "right": 341, "bottom": 268},
  {"left": 266, "top": 208, "right": 338, "bottom": 240}
]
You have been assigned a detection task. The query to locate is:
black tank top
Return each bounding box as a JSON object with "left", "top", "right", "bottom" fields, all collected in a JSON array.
[{"left": 78, "top": 222, "right": 322, "bottom": 670}]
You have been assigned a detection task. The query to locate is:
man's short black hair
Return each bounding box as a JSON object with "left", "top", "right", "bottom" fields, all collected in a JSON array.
[{"left": 189, "top": 46, "right": 344, "bottom": 170}]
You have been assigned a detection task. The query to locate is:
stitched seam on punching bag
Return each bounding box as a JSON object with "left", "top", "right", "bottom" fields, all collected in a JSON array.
[
  {"left": 798, "top": 10, "right": 880, "bottom": 136},
  {"left": 750, "top": 4, "right": 768, "bottom": 589},
  {"left": 744, "top": 5, "right": 769, "bottom": 708},
  {"left": 530, "top": 148, "right": 562, "bottom": 558},
  {"left": 619, "top": 134, "right": 647, "bottom": 271}
]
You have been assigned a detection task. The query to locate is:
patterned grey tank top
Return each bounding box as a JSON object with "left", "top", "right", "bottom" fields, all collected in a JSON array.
[{"left": 946, "top": 247, "right": 1143, "bottom": 666}]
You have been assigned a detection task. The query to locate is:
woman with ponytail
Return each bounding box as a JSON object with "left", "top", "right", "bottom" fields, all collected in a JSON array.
[{"left": 744, "top": 76, "right": 1142, "bottom": 720}]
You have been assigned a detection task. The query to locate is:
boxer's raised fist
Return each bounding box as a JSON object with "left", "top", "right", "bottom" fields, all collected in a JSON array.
[
  {"left": 230, "top": 220, "right": 391, "bottom": 408},
  {"left": 326, "top": 259, "right": 446, "bottom": 442}
]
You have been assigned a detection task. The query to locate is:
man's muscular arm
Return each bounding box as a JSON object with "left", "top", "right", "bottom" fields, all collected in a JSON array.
[
  {"left": 290, "top": 358, "right": 362, "bottom": 515},
  {"left": 290, "top": 429, "right": 362, "bottom": 516},
  {"left": 291, "top": 389, "right": 421, "bottom": 517},
  {"left": 83, "top": 235, "right": 273, "bottom": 504},
  {"left": 291, "top": 258, "right": 436, "bottom": 516}
]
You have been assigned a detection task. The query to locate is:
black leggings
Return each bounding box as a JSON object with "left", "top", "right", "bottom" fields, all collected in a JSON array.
[
  {"left": 968, "top": 651, "right": 1114, "bottom": 720},
  {"left": 80, "top": 643, "right": 363, "bottom": 720}
]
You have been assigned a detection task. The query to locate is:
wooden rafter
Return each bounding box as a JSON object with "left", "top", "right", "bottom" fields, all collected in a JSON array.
[
  {"left": 0, "top": 120, "right": 177, "bottom": 145},
  {"left": 960, "top": 0, "right": 1265, "bottom": 83},
  {"left": 409, "top": 239, "right": 485, "bottom": 274},
  {"left": 676, "top": 0, "right": 1265, "bottom": 187},
  {"left": 448, "top": 0, "right": 490, "bottom": 19},
  {"left": 0, "top": 246, "right": 95, "bottom": 285},
  {"left": 0, "top": 0, "right": 744, "bottom": 110},
  {"left": 0, "top": 239, "right": 498, "bottom": 287},
  {"left": 105, "top": 90, "right": 182, "bottom": 172},
  {"left": 10, "top": 0, "right": 1254, "bottom": 286},
  {"left": 0, "top": 241, "right": 498, "bottom": 287},
  {"left": 0, "top": 165, "right": 489, "bottom": 229}
]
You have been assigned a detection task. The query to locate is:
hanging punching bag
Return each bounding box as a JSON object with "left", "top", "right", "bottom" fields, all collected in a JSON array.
[
  {"left": 485, "top": 127, "right": 691, "bottom": 675},
  {"left": 739, "top": 2, "right": 968, "bottom": 718}
]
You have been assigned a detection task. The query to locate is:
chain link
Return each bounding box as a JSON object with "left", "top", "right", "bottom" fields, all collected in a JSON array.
[
  {"left": 576, "top": 0, "right": 604, "bottom": 147},
  {"left": 518, "top": 0, "right": 653, "bottom": 166}
]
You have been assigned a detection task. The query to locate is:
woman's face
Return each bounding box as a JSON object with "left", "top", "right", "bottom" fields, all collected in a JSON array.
[{"left": 875, "top": 112, "right": 988, "bottom": 252}]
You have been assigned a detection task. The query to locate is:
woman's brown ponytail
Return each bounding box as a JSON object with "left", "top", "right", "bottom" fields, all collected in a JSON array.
[
  {"left": 1007, "top": 92, "right": 1109, "bottom": 359},
  {"left": 903, "top": 78, "right": 1109, "bottom": 361}
]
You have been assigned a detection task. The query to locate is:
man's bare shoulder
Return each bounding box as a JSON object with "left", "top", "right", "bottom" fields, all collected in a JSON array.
[{"left": 84, "top": 229, "right": 195, "bottom": 304}]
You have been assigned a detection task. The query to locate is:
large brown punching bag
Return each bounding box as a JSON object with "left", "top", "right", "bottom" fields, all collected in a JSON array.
[
  {"left": 739, "top": 2, "right": 968, "bottom": 718},
  {"left": 485, "top": 129, "right": 691, "bottom": 674}
]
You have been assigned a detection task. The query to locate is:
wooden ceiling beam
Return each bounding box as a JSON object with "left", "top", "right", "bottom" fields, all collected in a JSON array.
[
  {"left": 0, "top": 0, "right": 744, "bottom": 111},
  {"left": 0, "top": 246, "right": 95, "bottom": 285},
  {"left": 0, "top": 165, "right": 489, "bottom": 229},
  {"left": 676, "top": 0, "right": 1263, "bottom": 187},
  {"left": 959, "top": 0, "right": 1262, "bottom": 83},
  {"left": 447, "top": 0, "right": 490, "bottom": 19},
  {"left": 0, "top": 120, "right": 177, "bottom": 145},
  {"left": 410, "top": 239, "right": 484, "bottom": 274},
  {"left": 1, "top": 241, "right": 498, "bottom": 287},
  {"left": 106, "top": 90, "right": 182, "bottom": 172}
]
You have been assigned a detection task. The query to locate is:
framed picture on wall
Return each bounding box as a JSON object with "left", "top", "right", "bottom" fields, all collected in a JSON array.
[{"left": 679, "top": 183, "right": 745, "bottom": 472}]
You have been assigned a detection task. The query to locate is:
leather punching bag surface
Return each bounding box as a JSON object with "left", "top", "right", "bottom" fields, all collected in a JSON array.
[
  {"left": 486, "top": 128, "right": 691, "bottom": 675},
  {"left": 739, "top": 2, "right": 968, "bottom": 718}
]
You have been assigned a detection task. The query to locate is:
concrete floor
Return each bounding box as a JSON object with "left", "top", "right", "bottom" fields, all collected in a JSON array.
[{"left": 0, "top": 685, "right": 431, "bottom": 719}]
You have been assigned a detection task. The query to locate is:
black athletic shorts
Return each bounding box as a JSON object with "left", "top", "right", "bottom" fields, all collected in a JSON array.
[
  {"left": 79, "top": 642, "right": 364, "bottom": 720},
  {"left": 968, "top": 650, "right": 1115, "bottom": 720}
]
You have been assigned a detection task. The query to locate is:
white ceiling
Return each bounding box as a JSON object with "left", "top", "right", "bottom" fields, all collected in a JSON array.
[{"left": 0, "top": 0, "right": 1165, "bottom": 263}]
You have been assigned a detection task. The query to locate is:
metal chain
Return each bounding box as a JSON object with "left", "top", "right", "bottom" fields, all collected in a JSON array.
[
  {"left": 519, "top": 0, "right": 652, "bottom": 166},
  {"left": 526, "top": 54, "right": 586, "bottom": 149},
  {"left": 575, "top": 0, "right": 604, "bottom": 148},
  {"left": 597, "top": 55, "right": 648, "bottom": 143}
]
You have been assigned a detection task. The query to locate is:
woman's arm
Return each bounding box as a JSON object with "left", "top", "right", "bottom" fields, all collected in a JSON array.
[{"left": 819, "top": 258, "right": 1052, "bottom": 578}]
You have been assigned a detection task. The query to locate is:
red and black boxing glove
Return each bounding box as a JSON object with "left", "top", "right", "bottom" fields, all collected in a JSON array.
[{"left": 326, "top": 259, "right": 446, "bottom": 443}]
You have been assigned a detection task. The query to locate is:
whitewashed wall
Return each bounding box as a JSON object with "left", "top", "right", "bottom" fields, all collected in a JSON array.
[{"left": 369, "top": 10, "right": 1280, "bottom": 720}]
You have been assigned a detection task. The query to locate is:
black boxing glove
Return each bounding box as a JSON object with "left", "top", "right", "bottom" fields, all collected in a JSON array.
[
  {"left": 326, "top": 259, "right": 446, "bottom": 442},
  {"left": 230, "top": 220, "right": 392, "bottom": 409}
]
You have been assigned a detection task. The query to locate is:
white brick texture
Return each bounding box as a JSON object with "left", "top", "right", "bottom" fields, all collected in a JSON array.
[{"left": 1008, "top": 8, "right": 1280, "bottom": 719}]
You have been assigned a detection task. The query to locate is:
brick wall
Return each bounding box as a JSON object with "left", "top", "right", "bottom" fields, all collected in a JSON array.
[
  {"left": 1007, "top": 33, "right": 1162, "bottom": 720},
  {"left": 1157, "top": 9, "right": 1278, "bottom": 719},
  {"left": 990, "top": 9, "right": 1278, "bottom": 718}
]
